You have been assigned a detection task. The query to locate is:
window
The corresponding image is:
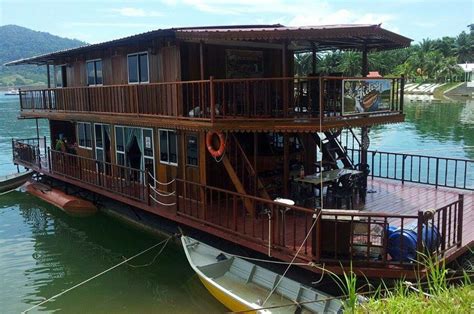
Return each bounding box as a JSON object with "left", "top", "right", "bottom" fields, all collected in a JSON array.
[
  {"left": 186, "top": 134, "right": 198, "bottom": 166},
  {"left": 86, "top": 59, "right": 103, "bottom": 85},
  {"left": 128, "top": 52, "right": 149, "bottom": 84},
  {"left": 77, "top": 122, "right": 92, "bottom": 149},
  {"left": 159, "top": 129, "right": 178, "bottom": 165},
  {"left": 55, "top": 65, "right": 67, "bottom": 88}
]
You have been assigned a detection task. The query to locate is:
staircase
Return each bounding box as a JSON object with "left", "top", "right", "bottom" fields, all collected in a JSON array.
[
  {"left": 225, "top": 134, "right": 271, "bottom": 200},
  {"left": 312, "top": 130, "right": 354, "bottom": 169}
]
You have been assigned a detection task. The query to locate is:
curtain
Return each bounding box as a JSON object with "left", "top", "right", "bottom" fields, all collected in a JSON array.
[{"left": 124, "top": 127, "right": 144, "bottom": 170}]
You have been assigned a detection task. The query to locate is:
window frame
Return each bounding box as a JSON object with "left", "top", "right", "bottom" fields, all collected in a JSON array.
[
  {"left": 86, "top": 58, "right": 103, "bottom": 86},
  {"left": 127, "top": 51, "right": 149, "bottom": 84},
  {"left": 77, "top": 122, "right": 93, "bottom": 150},
  {"left": 54, "top": 64, "right": 66, "bottom": 88},
  {"left": 159, "top": 129, "right": 178, "bottom": 166}
]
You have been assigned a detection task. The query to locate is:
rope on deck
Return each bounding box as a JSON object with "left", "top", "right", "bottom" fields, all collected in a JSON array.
[
  {"left": 149, "top": 194, "right": 176, "bottom": 206},
  {"left": 21, "top": 235, "right": 175, "bottom": 313},
  {"left": 148, "top": 172, "right": 175, "bottom": 186},
  {"left": 149, "top": 183, "right": 176, "bottom": 196}
]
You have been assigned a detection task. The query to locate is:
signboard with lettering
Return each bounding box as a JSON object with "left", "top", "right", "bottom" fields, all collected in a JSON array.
[{"left": 342, "top": 79, "right": 392, "bottom": 115}]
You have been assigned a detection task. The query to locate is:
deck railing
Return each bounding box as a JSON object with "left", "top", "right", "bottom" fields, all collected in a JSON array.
[
  {"left": 20, "top": 80, "right": 212, "bottom": 120},
  {"left": 47, "top": 149, "right": 148, "bottom": 202},
  {"left": 12, "top": 141, "right": 464, "bottom": 269},
  {"left": 347, "top": 148, "right": 474, "bottom": 191},
  {"left": 175, "top": 178, "right": 463, "bottom": 267},
  {"left": 19, "top": 76, "right": 404, "bottom": 121}
]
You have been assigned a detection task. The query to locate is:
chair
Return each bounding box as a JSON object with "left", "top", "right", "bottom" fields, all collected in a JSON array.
[
  {"left": 354, "top": 163, "right": 370, "bottom": 202},
  {"left": 327, "top": 173, "right": 357, "bottom": 209}
]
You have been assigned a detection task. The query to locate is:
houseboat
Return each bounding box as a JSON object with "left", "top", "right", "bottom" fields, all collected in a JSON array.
[{"left": 6, "top": 24, "right": 473, "bottom": 280}]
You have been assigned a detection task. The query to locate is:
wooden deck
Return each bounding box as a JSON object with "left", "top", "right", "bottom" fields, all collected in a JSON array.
[
  {"left": 364, "top": 178, "right": 473, "bottom": 248},
  {"left": 14, "top": 148, "right": 473, "bottom": 278}
]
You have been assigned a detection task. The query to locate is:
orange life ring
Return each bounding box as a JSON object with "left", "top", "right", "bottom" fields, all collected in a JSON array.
[{"left": 206, "top": 131, "right": 226, "bottom": 158}]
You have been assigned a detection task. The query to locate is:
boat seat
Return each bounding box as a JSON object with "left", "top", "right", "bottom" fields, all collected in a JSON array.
[{"left": 197, "top": 257, "right": 234, "bottom": 279}]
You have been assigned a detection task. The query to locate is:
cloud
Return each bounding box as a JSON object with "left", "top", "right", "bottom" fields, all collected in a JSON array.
[
  {"left": 111, "top": 7, "right": 163, "bottom": 17},
  {"left": 67, "top": 22, "right": 156, "bottom": 28},
  {"left": 170, "top": 1, "right": 396, "bottom": 27}
]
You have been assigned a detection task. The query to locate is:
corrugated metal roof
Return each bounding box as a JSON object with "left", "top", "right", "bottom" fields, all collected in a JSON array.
[{"left": 5, "top": 24, "right": 412, "bottom": 66}]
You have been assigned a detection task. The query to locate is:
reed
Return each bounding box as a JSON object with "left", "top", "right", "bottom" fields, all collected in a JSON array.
[{"left": 353, "top": 252, "right": 474, "bottom": 313}]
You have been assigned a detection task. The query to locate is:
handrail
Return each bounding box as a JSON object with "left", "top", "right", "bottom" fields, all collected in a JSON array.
[
  {"left": 19, "top": 75, "right": 404, "bottom": 121},
  {"left": 175, "top": 178, "right": 421, "bottom": 219},
  {"left": 347, "top": 147, "right": 474, "bottom": 190}
]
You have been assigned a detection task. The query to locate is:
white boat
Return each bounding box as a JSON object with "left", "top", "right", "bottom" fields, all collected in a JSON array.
[
  {"left": 4, "top": 89, "right": 19, "bottom": 96},
  {"left": 181, "top": 235, "right": 343, "bottom": 313}
]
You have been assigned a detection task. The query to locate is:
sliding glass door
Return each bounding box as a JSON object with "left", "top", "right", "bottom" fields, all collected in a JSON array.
[{"left": 114, "top": 126, "right": 155, "bottom": 182}]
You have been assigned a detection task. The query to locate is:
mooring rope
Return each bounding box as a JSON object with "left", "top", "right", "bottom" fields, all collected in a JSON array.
[
  {"left": 262, "top": 210, "right": 321, "bottom": 306},
  {"left": 123, "top": 236, "right": 172, "bottom": 268},
  {"left": 22, "top": 235, "right": 174, "bottom": 313}
]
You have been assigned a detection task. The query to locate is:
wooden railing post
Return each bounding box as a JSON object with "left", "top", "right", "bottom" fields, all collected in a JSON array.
[
  {"left": 146, "top": 171, "right": 151, "bottom": 206},
  {"left": 47, "top": 147, "right": 51, "bottom": 172},
  {"left": 414, "top": 210, "right": 425, "bottom": 263},
  {"left": 313, "top": 208, "right": 321, "bottom": 263},
  {"left": 400, "top": 75, "right": 405, "bottom": 112},
  {"left": 416, "top": 210, "right": 424, "bottom": 263},
  {"left": 210, "top": 76, "right": 215, "bottom": 123},
  {"left": 457, "top": 194, "right": 464, "bottom": 247},
  {"left": 401, "top": 154, "right": 406, "bottom": 184}
]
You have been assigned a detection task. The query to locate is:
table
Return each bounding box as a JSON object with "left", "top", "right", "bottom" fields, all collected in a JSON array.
[{"left": 293, "top": 168, "right": 362, "bottom": 186}]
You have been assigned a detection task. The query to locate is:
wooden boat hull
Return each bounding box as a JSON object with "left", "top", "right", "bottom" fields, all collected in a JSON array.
[
  {"left": 25, "top": 181, "right": 97, "bottom": 216},
  {"left": 0, "top": 170, "right": 33, "bottom": 193}
]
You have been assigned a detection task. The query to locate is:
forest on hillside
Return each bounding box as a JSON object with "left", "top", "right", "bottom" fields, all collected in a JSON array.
[
  {"left": 0, "top": 25, "right": 85, "bottom": 87},
  {"left": 294, "top": 28, "right": 474, "bottom": 82}
]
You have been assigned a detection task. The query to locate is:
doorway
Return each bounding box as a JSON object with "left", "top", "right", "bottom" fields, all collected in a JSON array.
[{"left": 94, "top": 123, "right": 111, "bottom": 174}]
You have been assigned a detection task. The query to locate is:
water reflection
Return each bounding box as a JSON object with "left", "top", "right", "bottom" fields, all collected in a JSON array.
[
  {"left": 371, "top": 97, "right": 474, "bottom": 159},
  {"left": 0, "top": 191, "right": 225, "bottom": 313}
]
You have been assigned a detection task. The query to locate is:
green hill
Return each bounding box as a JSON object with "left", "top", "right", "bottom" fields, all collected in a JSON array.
[{"left": 0, "top": 25, "right": 86, "bottom": 87}]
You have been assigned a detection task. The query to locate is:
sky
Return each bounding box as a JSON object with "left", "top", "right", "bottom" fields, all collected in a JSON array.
[{"left": 0, "top": 0, "right": 472, "bottom": 44}]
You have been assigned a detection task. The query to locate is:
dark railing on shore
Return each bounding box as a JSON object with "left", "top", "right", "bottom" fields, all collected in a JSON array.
[
  {"left": 19, "top": 76, "right": 404, "bottom": 122},
  {"left": 347, "top": 148, "right": 474, "bottom": 191},
  {"left": 13, "top": 139, "right": 463, "bottom": 269}
]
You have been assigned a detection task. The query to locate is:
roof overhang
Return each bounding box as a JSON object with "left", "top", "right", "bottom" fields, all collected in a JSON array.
[
  {"left": 176, "top": 24, "right": 412, "bottom": 52},
  {"left": 4, "top": 24, "right": 411, "bottom": 66}
]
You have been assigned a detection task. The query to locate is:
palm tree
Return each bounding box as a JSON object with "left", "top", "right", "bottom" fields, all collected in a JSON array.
[
  {"left": 294, "top": 53, "right": 313, "bottom": 76},
  {"left": 338, "top": 51, "right": 361, "bottom": 76}
]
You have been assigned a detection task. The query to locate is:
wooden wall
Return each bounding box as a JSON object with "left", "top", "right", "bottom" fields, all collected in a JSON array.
[
  {"left": 180, "top": 42, "right": 289, "bottom": 80},
  {"left": 53, "top": 40, "right": 181, "bottom": 87}
]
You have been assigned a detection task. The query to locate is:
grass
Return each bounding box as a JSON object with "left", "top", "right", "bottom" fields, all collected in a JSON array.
[
  {"left": 332, "top": 253, "right": 474, "bottom": 314},
  {"left": 355, "top": 283, "right": 473, "bottom": 313}
]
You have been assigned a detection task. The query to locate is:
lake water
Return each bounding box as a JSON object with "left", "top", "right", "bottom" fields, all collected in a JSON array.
[{"left": 0, "top": 94, "right": 473, "bottom": 312}]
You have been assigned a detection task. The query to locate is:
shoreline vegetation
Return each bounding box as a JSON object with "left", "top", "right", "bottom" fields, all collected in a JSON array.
[
  {"left": 294, "top": 28, "right": 473, "bottom": 85},
  {"left": 342, "top": 253, "right": 474, "bottom": 313}
]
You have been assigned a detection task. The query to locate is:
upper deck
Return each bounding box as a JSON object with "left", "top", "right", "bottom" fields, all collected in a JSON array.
[
  {"left": 18, "top": 75, "right": 405, "bottom": 131},
  {"left": 7, "top": 24, "right": 411, "bottom": 131}
]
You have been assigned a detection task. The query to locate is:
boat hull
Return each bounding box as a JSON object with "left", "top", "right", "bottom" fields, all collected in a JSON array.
[
  {"left": 0, "top": 171, "right": 32, "bottom": 193},
  {"left": 197, "top": 274, "right": 255, "bottom": 313},
  {"left": 25, "top": 181, "right": 97, "bottom": 216}
]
